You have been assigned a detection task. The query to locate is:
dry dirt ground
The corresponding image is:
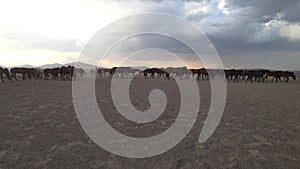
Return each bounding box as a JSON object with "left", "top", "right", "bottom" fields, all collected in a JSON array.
[{"left": 0, "top": 77, "right": 299, "bottom": 169}]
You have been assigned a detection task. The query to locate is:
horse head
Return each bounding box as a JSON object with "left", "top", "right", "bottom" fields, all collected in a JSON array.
[{"left": 292, "top": 73, "right": 296, "bottom": 80}]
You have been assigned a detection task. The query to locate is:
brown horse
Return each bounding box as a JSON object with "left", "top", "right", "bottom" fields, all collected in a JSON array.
[
  {"left": 281, "top": 71, "right": 296, "bottom": 83},
  {"left": 10, "top": 68, "right": 36, "bottom": 80},
  {"left": 199, "top": 68, "right": 209, "bottom": 80},
  {"left": 110, "top": 67, "right": 117, "bottom": 77},
  {"left": 60, "top": 65, "right": 75, "bottom": 81},
  {"left": 44, "top": 67, "right": 60, "bottom": 80},
  {"left": 189, "top": 69, "right": 200, "bottom": 80},
  {"left": 245, "top": 70, "right": 269, "bottom": 83},
  {"left": 224, "top": 69, "right": 243, "bottom": 82},
  {"left": 143, "top": 68, "right": 170, "bottom": 80},
  {"left": 267, "top": 71, "right": 282, "bottom": 82},
  {"left": 0, "top": 67, "right": 11, "bottom": 82}
]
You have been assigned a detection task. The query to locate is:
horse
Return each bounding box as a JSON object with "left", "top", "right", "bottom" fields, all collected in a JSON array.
[
  {"left": 110, "top": 67, "right": 118, "bottom": 78},
  {"left": 44, "top": 67, "right": 60, "bottom": 80},
  {"left": 281, "top": 71, "right": 296, "bottom": 83},
  {"left": 225, "top": 69, "right": 243, "bottom": 82},
  {"left": 75, "top": 68, "right": 86, "bottom": 78},
  {"left": 267, "top": 71, "right": 282, "bottom": 82},
  {"left": 143, "top": 68, "right": 152, "bottom": 78},
  {"left": 189, "top": 69, "right": 200, "bottom": 80},
  {"left": 166, "top": 67, "right": 190, "bottom": 80},
  {"left": 128, "top": 68, "right": 140, "bottom": 77},
  {"left": 60, "top": 65, "right": 75, "bottom": 81},
  {"left": 35, "top": 68, "right": 44, "bottom": 79},
  {"left": 245, "top": 70, "right": 269, "bottom": 83},
  {"left": 0, "top": 67, "right": 11, "bottom": 82},
  {"left": 96, "top": 68, "right": 103, "bottom": 77},
  {"left": 102, "top": 68, "right": 111, "bottom": 77},
  {"left": 150, "top": 68, "right": 170, "bottom": 80},
  {"left": 143, "top": 68, "right": 169, "bottom": 79},
  {"left": 113, "top": 67, "right": 132, "bottom": 78},
  {"left": 199, "top": 68, "right": 209, "bottom": 80},
  {"left": 10, "top": 68, "right": 35, "bottom": 80},
  {"left": 96, "top": 68, "right": 113, "bottom": 78}
]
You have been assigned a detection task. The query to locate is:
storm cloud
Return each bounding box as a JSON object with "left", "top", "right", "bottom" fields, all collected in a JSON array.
[{"left": 0, "top": 0, "right": 299, "bottom": 69}]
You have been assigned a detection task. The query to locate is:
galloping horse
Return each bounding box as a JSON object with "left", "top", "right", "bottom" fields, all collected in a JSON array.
[{"left": 0, "top": 67, "right": 11, "bottom": 82}]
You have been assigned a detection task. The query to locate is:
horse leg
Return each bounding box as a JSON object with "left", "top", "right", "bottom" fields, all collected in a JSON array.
[
  {"left": 14, "top": 73, "right": 17, "bottom": 81},
  {"left": 1, "top": 74, "right": 4, "bottom": 82},
  {"left": 166, "top": 73, "right": 170, "bottom": 80},
  {"left": 197, "top": 73, "right": 200, "bottom": 80},
  {"left": 234, "top": 75, "right": 238, "bottom": 83}
]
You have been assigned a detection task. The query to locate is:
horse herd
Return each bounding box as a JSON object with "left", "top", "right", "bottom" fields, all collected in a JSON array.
[
  {"left": 0, "top": 66, "right": 86, "bottom": 82},
  {"left": 96, "top": 67, "right": 297, "bottom": 83},
  {"left": 0, "top": 66, "right": 297, "bottom": 83}
]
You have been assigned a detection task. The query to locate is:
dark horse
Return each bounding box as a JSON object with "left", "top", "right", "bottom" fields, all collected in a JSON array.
[
  {"left": 44, "top": 67, "right": 60, "bottom": 80},
  {"left": 110, "top": 67, "right": 118, "bottom": 77},
  {"left": 282, "top": 71, "right": 296, "bottom": 83},
  {"left": 225, "top": 69, "right": 243, "bottom": 82},
  {"left": 189, "top": 68, "right": 208, "bottom": 80},
  {"left": 10, "top": 68, "right": 36, "bottom": 80},
  {"left": 144, "top": 68, "right": 170, "bottom": 80},
  {"left": 0, "top": 67, "right": 11, "bottom": 82},
  {"left": 60, "top": 65, "right": 75, "bottom": 81},
  {"left": 97, "top": 68, "right": 111, "bottom": 77},
  {"left": 245, "top": 70, "right": 269, "bottom": 83}
]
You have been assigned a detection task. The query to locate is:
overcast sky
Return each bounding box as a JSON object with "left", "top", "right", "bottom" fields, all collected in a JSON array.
[{"left": 0, "top": 0, "right": 299, "bottom": 70}]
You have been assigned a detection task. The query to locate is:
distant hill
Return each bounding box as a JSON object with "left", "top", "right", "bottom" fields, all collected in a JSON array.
[
  {"left": 13, "top": 64, "right": 35, "bottom": 68},
  {"left": 293, "top": 71, "right": 300, "bottom": 76},
  {"left": 17, "top": 62, "right": 101, "bottom": 69},
  {"left": 131, "top": 66, "right": 149, "bottom": 70},
  {"left": 64, "top": 62, "right": 100, "bottom": 69},
  {"left": 38, "top": 63, "right": 63, "bottom": 69}
]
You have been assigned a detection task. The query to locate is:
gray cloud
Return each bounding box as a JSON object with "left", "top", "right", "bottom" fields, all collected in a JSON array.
[
  {"left": 186, "top": 11, "right": 209, "bottom": 21},
  {"left": 92, "top": 0, "right": 300, "bottom": 69},
  {"left": 226, "top": 0, "right": 300, "bottom": 23},
  {"left": 1, "top": 0, "right": 300, "bottom": 69}
]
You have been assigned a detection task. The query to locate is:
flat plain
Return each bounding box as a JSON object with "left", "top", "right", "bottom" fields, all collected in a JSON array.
[{"left": 0, "top": 77, "right": 299, "bottom": 169}]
